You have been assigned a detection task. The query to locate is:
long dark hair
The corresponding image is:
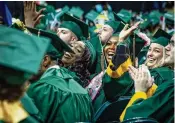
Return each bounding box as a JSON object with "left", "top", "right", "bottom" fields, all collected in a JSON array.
[
  {"left": 69, "top": 46, "right": 91, "bottom": 88},
  {"left": 0, "top": 77, "right": 25, "bottom": 102}
]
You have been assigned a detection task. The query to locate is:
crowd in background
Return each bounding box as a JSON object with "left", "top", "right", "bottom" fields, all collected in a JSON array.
[{"left": 0, "top": 1, "right": 174, "bottom": 123}]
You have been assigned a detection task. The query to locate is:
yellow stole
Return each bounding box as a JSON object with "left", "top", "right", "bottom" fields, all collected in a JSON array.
[{"left": 0, "top": 100, "right": 28, "bottom": 123}]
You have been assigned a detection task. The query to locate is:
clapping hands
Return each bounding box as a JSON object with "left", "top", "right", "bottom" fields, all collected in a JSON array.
[{"left": 128, "top": 64, "right": 154, "bottom": 92}]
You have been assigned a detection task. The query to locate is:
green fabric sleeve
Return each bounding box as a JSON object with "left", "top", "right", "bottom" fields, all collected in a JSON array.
[
  {"left": 0, "top": 120, "right": 5, "bottom": 123},
  {"left": 93, "top": 89, "right": 106, "bottom": 112},
  {"left": 124, "top": 80, "right": 174, "bottom": 123},
  {"left": 27, "top": 68, "right": 94, "bottom": 123},
  {"left": 150, "top": 67, "right": 174, "bottom": 86},
  {"left": 20, "top": 93, "right": 43, "bottom": 123},
  {"left": 103, "top": 72, "right": 133, "bottom": 100}
]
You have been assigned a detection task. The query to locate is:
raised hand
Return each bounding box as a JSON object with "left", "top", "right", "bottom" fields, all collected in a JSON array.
[
  {"left": 119, "top": 21, "right": 140, "bottom": 42},
  {"left": 24, "top": 1, "right": 45, "bottom": 28}
]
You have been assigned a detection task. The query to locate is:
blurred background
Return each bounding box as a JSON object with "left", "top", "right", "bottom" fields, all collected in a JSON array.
[{"left": 5, "top": 1, "right": 174, "bottom": 21}]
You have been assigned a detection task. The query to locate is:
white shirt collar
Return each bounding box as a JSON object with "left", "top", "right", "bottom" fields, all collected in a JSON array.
[{"left": 47, "top": 65, "right": 60, "bottom": 71}]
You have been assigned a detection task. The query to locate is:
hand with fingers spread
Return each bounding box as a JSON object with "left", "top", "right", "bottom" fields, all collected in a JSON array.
[
  {"left": 119, "top": 21, "right": 140, "bottom": 42},
  {"left": 130, "top": 64, "right": 154, "bottom": 92},
  {"left": 24, "top": 1, "right": 45, "bottom": 28}
]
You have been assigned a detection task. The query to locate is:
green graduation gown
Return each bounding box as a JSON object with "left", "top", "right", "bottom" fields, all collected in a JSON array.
[
  {"left": 123, "top": 79, "right": 174, "bottom": 123},
  {"left": 103, "top": 71, "right": 133, "bottom": 101},
  {"left": 150, "top": 67, "right": 174, "bottom": 86},
  {"left": 27, "top": 65, "right": 94, "bottom": 123},
  {"left": 103, "top": 66, "right": 174, "bottom": 101},
  {"left": 20, "top": 93, "right": 43, "bottom": 123}
]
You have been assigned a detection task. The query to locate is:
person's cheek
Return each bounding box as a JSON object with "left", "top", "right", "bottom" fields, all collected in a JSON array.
[{"left": 104, "top": 46, "right": 109, "bottom": 53}]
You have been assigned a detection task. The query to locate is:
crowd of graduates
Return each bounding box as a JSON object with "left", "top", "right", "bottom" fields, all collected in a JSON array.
[{"left": 0, "top": 1, "right": 174, "bottom": 123}]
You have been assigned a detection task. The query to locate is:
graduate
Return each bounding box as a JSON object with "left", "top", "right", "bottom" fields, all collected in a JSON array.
[
  {"left": 26, "top": 28, "right": 94, "bottom": 123},
  {"left": 120, "top": 33, "right": 174, "bottom": 123},
  {"left": 0, "top": 26, "right": 50, "bottom": 123},
  {"left": 103, "top": 28, "right": 174, "bottom": 101},
  {"left": 57, "top": 13, "right": 89, "bottom": 44}
]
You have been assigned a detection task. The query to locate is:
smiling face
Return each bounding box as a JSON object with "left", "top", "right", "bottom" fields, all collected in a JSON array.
[
  {"left": 98, "top": 25, "right": 113, "bottom": 45},
  {"left": 57, "top": 28, "right": 77, "bottom": 44},
  {"left": 104, "top": 36, "right": 119, "bottom": 64},
  {"left": 165, "top": 34, "right": 175, "bottom": 66},
  {"left": 61, "top": 41, "right": 85, "bottom": 66},
  {"left": 145, "top": 43, "right": 164, "bottom": 69}
]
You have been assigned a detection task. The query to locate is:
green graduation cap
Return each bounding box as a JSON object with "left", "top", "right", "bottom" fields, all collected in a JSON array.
[
  {"left": 26, "top": 27, "right": 74, "bottom": 56},
  {"left": 108, "top": 11, "right": 115, "bottom": 21},
  {"left": 36, "top": 3, "right": 55, "bottom": 15},
  {"left": 105, "top": 20, "right": 125, "bottom": 33},
  {"left": 149, "top": 10, "right": 162, "bottom": 26},
  {"left": 89, "top": 36, "right": 107, "bottom": 74},
  {"left": 62, "top": 5, "right": 70, "bottom": 12},
  {"left": 0, "top": 25, "right": 50, "bottom": 85},
  {"left": 69, "top": 6, "right": 84, "bottom": 19},
  {"left": 152, "top": 28, "right": 171, "bottom": 47},
  {"left": 139, "top": 14, "right": 151, "bottom": 30},
  {"left": 152, "top": 37, "right": 169, "bottom": 47},
  {"left": 105, "top": 20, "right": 122, "bottom": 33},
  {"left": 113, "top": 9, "right": 132, "bottom": 24},
  {"left": 153, "top": 28, "right": 171, "bottom": 40},
  {"left": 113, "top": 12, "right": 129, "bottom": 32},
  {"left": 55, "top": 5, "right": 70, "bottom": 21},
  {"left": 89, "top": 26, "right": 98, "bottom": 39},
  {"left": 149, "top": 10, "right": 162, "bottom": 19},
  {"left": 137, "top": 45, "right": 149, "bottom": 65},
  {"left": 60, "top": 13, "right": 89, "bottom": 39},
  {"left": 82, "top": 40, "right": 96, "bottom": 70},
  {"left": 164, "top": 12, "right": 174, "bottom": 27},
  {"left": 116, "top": 22, "right": 125, "bottom": 33},
  {"left": 150, "top": 17, "right": 159, "bottom": 26},
  {"left": 85, "top": 10, "right": 99, "bottom": 22}
]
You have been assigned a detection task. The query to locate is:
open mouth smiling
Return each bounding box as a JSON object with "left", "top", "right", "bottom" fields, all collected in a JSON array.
[{"left": 64, "top": 52, "right": 72, "bottom": 59}]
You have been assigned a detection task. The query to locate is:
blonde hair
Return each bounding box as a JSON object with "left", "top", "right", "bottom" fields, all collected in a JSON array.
[{"left": 144, "top": 47, "right": 166, "bottom": 69}]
